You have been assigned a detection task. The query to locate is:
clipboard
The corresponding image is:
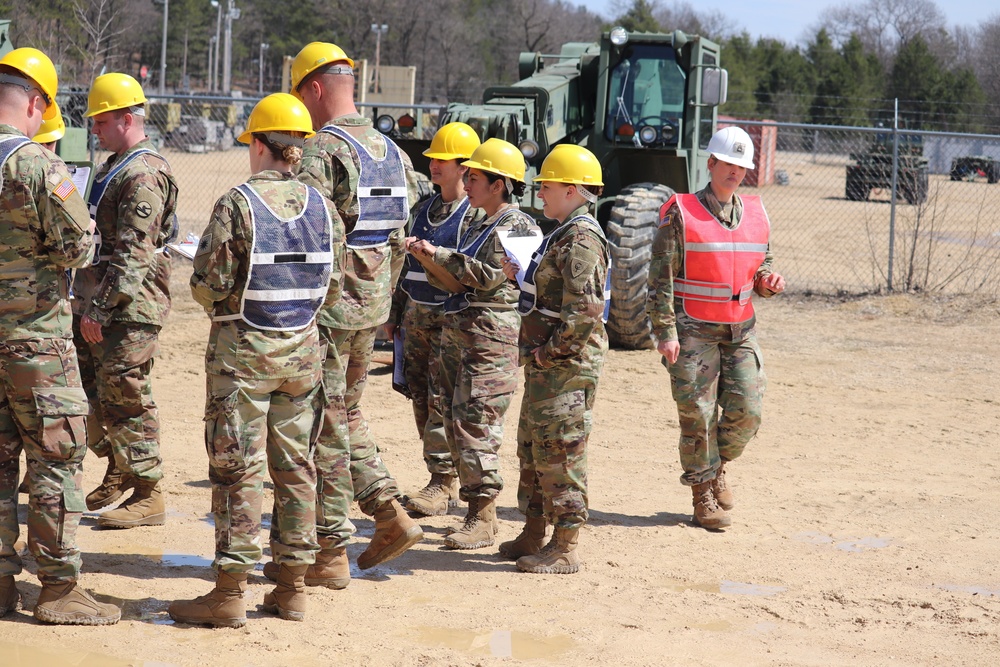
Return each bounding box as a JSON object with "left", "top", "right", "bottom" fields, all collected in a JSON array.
[
  {"left": 391, "top": 327, "right": 410, "bottom": 398},
  {"left": 497, "top": 224, "right": 543, "bottom": 289},
  {"left": 64, "top": 161, "right": 95, "bottom": 202}
]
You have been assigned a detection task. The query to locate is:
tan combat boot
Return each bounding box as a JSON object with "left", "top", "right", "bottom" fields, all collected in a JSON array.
[
  {"left": 443, "top": 497, "right": 497, "bottom": 550},
  {"left": 405, "top": 473, "right": 459, "bottom": 516},
  {"left": 97, "top": 480, "right": 165, "bottom": 528},
  {"left": 357, "top": 498, "right": 424, "bottom": 570},
  {"left": 33, "top": 581, "right": 121, "bottom": 625},
  {"left": 167, "top": 570, "right": 248, "bottom": 628},
  {"left": 516, "top": 527, "right": 581, "bottom": 574},
  {"left": 711, "top": 460, "right": 735, "bottom": 511},
  {"left": 691, "top": 481, "right": 731, "bottom": 529},
  {"left": 262, "top": 564, "right": 308, "bottom": 622},
  {"left": 86, "top": 455, "right": 134, "bottom": 511},
  {"left": 263, "top": 546, "right": 350, "bottom": 590},
  {"left": 0, "top": 575, "right": 21, "bottom": 616},
  {"left": 498, "top": 515, "right": 548, "bottom": 560}
]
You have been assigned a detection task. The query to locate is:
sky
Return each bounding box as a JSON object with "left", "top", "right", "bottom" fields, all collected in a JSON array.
[{"left": 583, "top": 0, "right": 1000, "bottom": 45}]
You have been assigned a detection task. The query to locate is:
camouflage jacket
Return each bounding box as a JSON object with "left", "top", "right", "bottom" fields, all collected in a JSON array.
[
  {"left": 432, "top": 204, "right": 536, "bottom": 346},
  {"left": 0, "top": 126, "right": 94, "bottom": 341},
  {"left": 189, "top": 171, "right": 330, "bottom": 379},
  {"left": 646, "top": 186, "right": 775, "bottom": 343},
  {"left": 388, "top": 193, "right": 486, "bottom": 326},
  {"left": 73, "top": 138, "right": 178, "bottom": 327},
  {"left": 298, "top": 113, "right": 417, "bottom": 331},
  {"left": 518, "top": 204, "right": 608, "bottom": 370}
]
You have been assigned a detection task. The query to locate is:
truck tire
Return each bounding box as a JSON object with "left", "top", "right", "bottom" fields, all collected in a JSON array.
[
  {"left": 604, "top": 182, "right": 674, "bottom": 350},
  {"left": 845, "top": 168, "right": 869, "bottom": 201},
  {"left": 902, "top": 171, "right": 928, "bottom": 205},
  {"left": 988, "top": 162, "right": 999, "bottom": 184}
]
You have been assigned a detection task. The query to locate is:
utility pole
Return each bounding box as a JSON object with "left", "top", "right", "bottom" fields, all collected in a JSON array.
[
  {"left": 222, "top": 0, "right": 240, "bottom": 94},
  {"left": 371, "top": 23, "right": 388, "bottom": 94},
  {"left": 258, "top": 42, "right": 269, "bottom": 95},
  {"left": 210, "top": 0, "right": 222, "bottom": 93},
  {"left": 159, "top": 0, "right": 169, "bottom": 94}
]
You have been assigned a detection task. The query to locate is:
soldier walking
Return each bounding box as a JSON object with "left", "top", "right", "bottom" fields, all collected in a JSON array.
[
  {"left": 501, "top": 145, "right": 610, "bottom": 574},
  {"left": 647, "top": 126, "right": 785, "bottom": 530},
  {"left": 74, "top": 73, "right": 178, "bottom": 529},
  {"left": 169, "top": 94, "right": 333, "bottom": 626},
  {"left": 261, "top": 42, "right": 421, "bottom": 586},
  {"left": 0, "top": 47, "right": 120, "bottom": 624},
  {"left": 388, "top": 122, "right": 484, "bottom": 517}
]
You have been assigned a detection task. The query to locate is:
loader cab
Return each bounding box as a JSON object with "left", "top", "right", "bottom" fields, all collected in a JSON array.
[{"left": 605, "top": 43, "right": 686, "bottom": 147}]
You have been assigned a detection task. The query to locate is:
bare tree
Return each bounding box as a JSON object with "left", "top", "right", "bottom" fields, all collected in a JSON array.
[
  {"left": 71, "top": 0, "right": 133, "bottom": 77},
  {"left": 653, "top": 1, "right": 738, "bottom": 40},
  {"left": 815, "top": 0, "right": 946, "bottom": 67}
]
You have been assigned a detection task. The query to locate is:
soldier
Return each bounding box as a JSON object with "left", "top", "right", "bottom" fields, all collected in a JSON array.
[
  {"left": 387, "top": 122, "right": 484, "bottom": 517},
  {"left": 261, "top": 42, "right": 421, "bottom": 585},
  {"left": 501, "top": 144, "right": 610, "bottom": 574},
  {"left": 73, "top": 73, "right": 178, "bottom": 529},
  {"left": 33, "top": 101, "right": 65, "bottom": 151},
  {"left": 647, "top": 126, "right": 785, "bottom": 530},
  {"left": 0, "top": 47, "right": 120, "bottom": 624},
  {"left": 168, "top": 94, "right": 334, "bottom": 627},
  {"left": 407, "top": 138, "right": 538, "bottom": 549}
]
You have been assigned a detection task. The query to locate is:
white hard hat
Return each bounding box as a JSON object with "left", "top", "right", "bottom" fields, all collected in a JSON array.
[{"left": 708, "top": 126, "right": 755, "bottom": 169}]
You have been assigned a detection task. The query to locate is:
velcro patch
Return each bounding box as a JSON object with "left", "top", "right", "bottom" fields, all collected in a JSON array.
[{"left": 53, "top": 178, "right": 77, "bottom": 201}]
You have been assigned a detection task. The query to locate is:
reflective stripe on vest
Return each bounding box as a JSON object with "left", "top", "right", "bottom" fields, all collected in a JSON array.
[
  {"left": 87, "top": 148, "right": 159, "bottom": 265},
  {"left": 441, "top": 207, "right": 521, "bottom": 315},
  {"left": 401, "top": 194, "right": 470, "bottom": 306},
  {"left": 319, "top": 125, "right": 408, "bottom": 249},
  {"left": 212, "top": 182, "right": 333, "bottom": 331},
  {"left": 665, "top": 193, "right": 770, "bottom": 324},
  {"left": 517, "top": 214, "right": 612, "bottom": 322}
]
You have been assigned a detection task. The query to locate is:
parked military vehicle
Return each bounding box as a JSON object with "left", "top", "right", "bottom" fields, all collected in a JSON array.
[
  {"left": 949, "top": 155, "right": 1000, "bottom": 183},
  {"left": 845, "top": 132, "right": 928, "bottom": 205},
  {"left": 379, "top": 27, "right": 729, "bottom": 349}
]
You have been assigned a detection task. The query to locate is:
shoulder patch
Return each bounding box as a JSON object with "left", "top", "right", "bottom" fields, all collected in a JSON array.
[
  {"left": 52, "top": 178, "right": 78, "bottom": 201},
  {"left": 196, "top": 232, "right": 213, "bottom": 256},
  {"left": 135, "top": 201, "right": 153, "bottom": 218}
]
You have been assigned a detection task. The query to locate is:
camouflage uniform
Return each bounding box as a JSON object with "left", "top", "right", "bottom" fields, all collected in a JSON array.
[
  {"left": 431, "top": 205, "right": 535, "bottom": 501},
  {"left": 389, "top": 196, "right": 485, "bottom": 476},
  {"left": 297, "top": 114, "right": 416, "bottom": 536},
  {"left": 516, "top": 205, "right": 609, "bottom": 529},
  {"left": 647, "top": 186, "right": 775, "bottom": 486},
  {"left": 0, "top": 127, "right": 95, "bottom": 583},
  {"left": 189, "top": 171, "right": 338, "bottom": 572},
  {"left": 72, "top": 139, "right": 177, "bottom": 484}
]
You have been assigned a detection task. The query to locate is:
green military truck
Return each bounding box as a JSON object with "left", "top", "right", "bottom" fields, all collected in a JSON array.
[
  {"left": 845, "top": 132, "right": 928, "bottom": 205},
  {"left": 380, "top": 27, "right": 730, "bottom": 349},
  {"left": 949, "top": 155, "right": 1000, "bottom": 183}
]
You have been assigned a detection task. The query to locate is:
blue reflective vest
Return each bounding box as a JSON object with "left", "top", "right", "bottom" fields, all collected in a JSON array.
[
  {"left": 213, "top": 182, "right": 333, "bottom": 331},
  {"left": 319, "top": 125, "right": 408, "bottom": 249},
  {"left": 517, "top": 214, "right": 611, "bottom": 322},
  {"left": 0, "top": 135, "right": 30, "bottom": 180},
  {"left": 87, "top": 148, "right": 161, "bottom": 265},
  {"left": 442, "top": 207, "right": 523, "bottom": 315},
  {"left": 400, "top": 194, "right": 470, "bottom": 306}
]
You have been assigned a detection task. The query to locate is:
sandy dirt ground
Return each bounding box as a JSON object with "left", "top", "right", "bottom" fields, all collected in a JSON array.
[{"left": 1, "top": 263, "right": 999, "bottom": 666}]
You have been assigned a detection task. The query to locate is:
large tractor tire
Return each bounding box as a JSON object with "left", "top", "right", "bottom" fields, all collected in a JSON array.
[{"left": 604, "top": 182, "right": 675, "bottom": 350}]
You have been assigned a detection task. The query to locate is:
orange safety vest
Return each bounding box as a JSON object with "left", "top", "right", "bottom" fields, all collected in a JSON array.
[{"left": 660, "top": 193, "right": 770, "bottom": 324}]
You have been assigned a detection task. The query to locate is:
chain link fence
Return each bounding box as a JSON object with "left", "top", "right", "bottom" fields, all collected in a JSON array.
[{"left": 68, "top": 91, "right": 1000, "bottom": 297}]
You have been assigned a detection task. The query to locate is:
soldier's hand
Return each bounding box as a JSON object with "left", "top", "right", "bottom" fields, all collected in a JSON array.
[
  {"left": 80, "top": 315, "right": 104, "bottom": 344},
  {"left": 89, "top": 218, "right": 97, "bottom": 234},
  {"left": 760, "top": 272, "right": 786, "bottom": 295},
  {"left": 501, "top": 255, "right": 519, "bottom": 281},
  {"left": 385, "top": 323, "right": 397, "bottom": 339},
  {"left": 408, "top": 239, "right": 436, "bottom": 258},
  {"left": 657, "top": 339, "right": 679, "bottom": 364}
]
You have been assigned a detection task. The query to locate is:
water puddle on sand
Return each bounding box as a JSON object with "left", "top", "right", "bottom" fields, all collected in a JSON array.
[
  {"left": 0, "top": 640, "right": 178, "bottom": 666},
  {"left": 935, "top": 584, "right": 1000, "bottom": 597},
  {"left": 792, "top": 531, "right": 891, "bottom": 552},
  {"left": 657, "top": 578, "right": 786, "bottom": 597},
  {"left": 99, "top": 544, "right": 213, "bottom": 568},
  {"left": 413, "top": 626, "right": 574, "bottom": 660}
]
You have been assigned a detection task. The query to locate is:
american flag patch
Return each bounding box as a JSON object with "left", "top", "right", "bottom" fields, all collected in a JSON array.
[{"left": 53, "top": 178, "right": 77, "bottom": 201}]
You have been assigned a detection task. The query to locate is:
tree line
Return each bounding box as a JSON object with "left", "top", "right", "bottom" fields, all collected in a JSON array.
[{"left": 2, "top": 0, "right": 997, "bottom": 133}]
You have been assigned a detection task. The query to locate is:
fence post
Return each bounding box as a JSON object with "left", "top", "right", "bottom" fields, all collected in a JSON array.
[{"left": 887, "top": 99, "right": 899, "bottom": 291}]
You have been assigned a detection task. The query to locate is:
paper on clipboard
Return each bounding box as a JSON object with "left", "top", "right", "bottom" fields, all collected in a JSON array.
[
  {"left": 391, "top": 327, "right": 410, "bottom": 397},
  {"left": 497, "top": 228, "right": 543, "bottom": 289},
  {"left": 65, "top": 162, "right": 94, "bottom": 201},
  {"left": 168, "top": 233, "right": 201, "bottom": 260}
]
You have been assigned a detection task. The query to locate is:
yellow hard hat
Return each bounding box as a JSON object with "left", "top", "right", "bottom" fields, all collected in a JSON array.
[
  {"left": 33, "top": 102, "right": 66, "bottom": 144},
  {"left": 238, "top": 93, "right": 315, "bottom": 144},
  {"left": 85, "top": 73, "right": 147, "bottom": 118},
  {"left": 533, "top": 144, "right": 604, "bottom": 186},
  {"left": 461, "top": 138, "right": 526, "bottom": 182},
  {"left": 0, "top": 47, "right": 59, "bottom": 120},
  {"left": 423, "top": 122, "right": 481, "bottom": 161},
  {"left": 290, "top": 42, "right": 355, "bottom": 96}
]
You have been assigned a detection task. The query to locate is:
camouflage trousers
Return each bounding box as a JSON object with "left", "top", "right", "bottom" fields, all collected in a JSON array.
[
  {"left": 516, "top": 358, "right": 603, "bottom": 529},
  {"left": 440, "top": 325, "right": 518, "bottom": 501},
  {"left": 666, "top": 319, "right": 765, "bottom": 486},
  {"left": 0, "top": 337, "right": 89, "bottom": 583},
  {"left": 74, "top": 321, "right": 162, "bottom": 483},
  {"left": 401, "top": 302, "right": 451, "bottom": 476},
  {"left": 205, "top": 371, "right": 321, "bottom": 573}
]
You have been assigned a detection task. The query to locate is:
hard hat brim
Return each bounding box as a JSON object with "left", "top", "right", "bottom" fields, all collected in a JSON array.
[{"left": 710, "top": 152, "right": 755, "bottom": 170}]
